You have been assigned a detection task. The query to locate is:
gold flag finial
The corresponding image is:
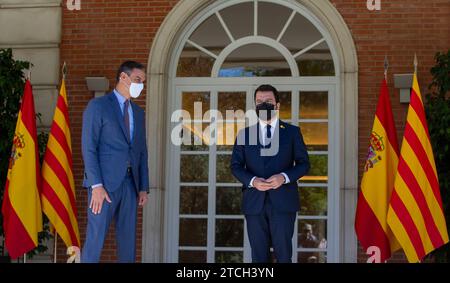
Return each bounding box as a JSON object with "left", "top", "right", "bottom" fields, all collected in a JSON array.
[
  {"left": 414, "top": 54, "right": 418, "bottom": 74},
  {"left": 62, "top": 61, "right": 67, "bottom": 80}
]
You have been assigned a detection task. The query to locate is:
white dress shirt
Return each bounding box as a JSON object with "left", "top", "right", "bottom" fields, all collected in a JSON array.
[{"left": 249, "top": 117, "right": 290, "bottom": 188}]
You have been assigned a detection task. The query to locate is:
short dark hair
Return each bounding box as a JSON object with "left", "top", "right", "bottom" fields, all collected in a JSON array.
[
  {"left": 254, "top": 84, "right": 279, "bottom": 103},
  {"left": 116, "top": 61, "right": 145, "bottom": 83}
]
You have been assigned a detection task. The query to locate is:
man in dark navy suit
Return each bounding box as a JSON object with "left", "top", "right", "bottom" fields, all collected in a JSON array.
[{"left": 231, "top": 84, "right": 310, "bottom": 263}]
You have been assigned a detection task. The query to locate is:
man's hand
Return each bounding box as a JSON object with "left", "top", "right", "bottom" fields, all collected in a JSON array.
[
  {"left": 253, "top": 177, "right": 273, "bottom": 191},
  {"left": 266, "top": 174, "right": 286, "bottom": 189},
  {"left": 89, "top": 186, "right": 112, "bottom": 215},
  {"left": 138, "top": 191, "right": 149, "bottom": 207}
]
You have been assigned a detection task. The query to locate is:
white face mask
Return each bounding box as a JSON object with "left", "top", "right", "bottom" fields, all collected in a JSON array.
[{"left": 129, "top": 82, "right": 144, "bottom": 98}]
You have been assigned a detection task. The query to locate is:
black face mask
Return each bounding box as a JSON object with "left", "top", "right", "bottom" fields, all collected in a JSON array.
[{"left": 256, "top": 102, "right": 276, "bottom": 121}]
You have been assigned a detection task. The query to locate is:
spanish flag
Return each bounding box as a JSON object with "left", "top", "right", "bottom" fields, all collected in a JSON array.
[
  {"left": 41, "top": 79, "right": 80, "bottom": 249},
  {"left": 387, "top": 73, "right": 449, "bottom": 262},
  {"left": 2, "top": 80, "right": 43, "bottom": 259},
  {"left": 355, "top": 78, "right": 401, "bottom": 262}
]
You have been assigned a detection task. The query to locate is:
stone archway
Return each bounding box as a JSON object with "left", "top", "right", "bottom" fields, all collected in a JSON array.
[{"left": 143, "top": 0, "right": 358, "bottom": 263}]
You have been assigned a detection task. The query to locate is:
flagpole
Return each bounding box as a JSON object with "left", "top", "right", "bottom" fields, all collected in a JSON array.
[
  {"left": 53, "top": 235, "right": 57, "bottom": 263},
  {"left": 414, "top": 53, "right": 418, "bottom": 74},
  {"left": 384, "top": 55, "right": 389, "bottom": 81}
]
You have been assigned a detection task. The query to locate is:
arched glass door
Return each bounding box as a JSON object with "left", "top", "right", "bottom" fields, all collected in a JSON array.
[{"left": 166, "top": 0, "right": 339, "bottom": 263}]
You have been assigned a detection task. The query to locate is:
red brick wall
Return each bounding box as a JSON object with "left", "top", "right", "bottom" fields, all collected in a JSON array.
[
  {"left": 58, "top": 0, "right": 450, "bottom": 262},
  {"left": 58, "top": 0, "right": 178, "bottom": 262}
]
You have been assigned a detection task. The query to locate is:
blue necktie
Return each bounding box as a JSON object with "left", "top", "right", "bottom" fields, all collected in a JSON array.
[
  {"left": 266, "top": 124, "right": 272, "bottom": 145},
  {"left": 124, "top": 100, "right": 130, "bottom": 141}
]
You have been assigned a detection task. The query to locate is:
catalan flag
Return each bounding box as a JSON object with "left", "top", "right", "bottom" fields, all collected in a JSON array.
[
  {"left": 41, "top": 79, "right": 80, "bottom": 249},
  {"left": 2, "top": 80, "right": 43, "bottom": 259},
  {"left": 355, "top": 78, "right": 401, "bottom": 262},
  {"left": 387, "top": 72, "right": 449, "bottom": 262}
]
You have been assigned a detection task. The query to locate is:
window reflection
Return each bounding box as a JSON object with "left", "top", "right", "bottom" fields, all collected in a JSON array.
[
  {"left": 300, "top": 92, "right": 328, "bottom": 119},
  {"left": 215, "top": 219, "right": 244, "bottom": 247},
  {"left": 180, "top": 155, "right": 208, "bottom": 182},
  {"left": 299, "top": 187, "right": 327, "bottom": 216},
  {"left": 298, "top": 252, "right": 327, "bottom": 263},
  {"left": 180, "top": 187, "right": 208, "bottom": 214},
  {"left": 179, "top": 219, "right": 207, "bottom": 246},
  {"left": 298, "top": 220, "right": 327, "bottom": 250},
  {"left": 300, "top": 155, "right": 328, "bottom": 183},
  {"left": 215, "top": 251, "right": 243, "bottom": 263},
  {"left": 179, "top": 251, "right": 206, "bottom": 263},
  {"left": 216, "top": 187, "right": 241, "bottom": 215},
  {"left": 216, "top": 155, "right": 237, "bottom": 183},
  {"left": 299, "top": 123, "right": 328, "bottom": 151},
  {"left": 177, "top": 46, "right": 215, "bottom": 77},
  {"left": 219, "top": 44, "right": 291, "bottom": 77}
]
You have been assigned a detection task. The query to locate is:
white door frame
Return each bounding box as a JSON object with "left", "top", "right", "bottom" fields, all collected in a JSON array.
[{"left": 143, "top": 0, "right": 358, "bottom": 263}]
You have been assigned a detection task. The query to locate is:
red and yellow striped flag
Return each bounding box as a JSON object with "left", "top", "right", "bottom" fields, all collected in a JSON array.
[
  {"left": 387, "top": 73, "right": 449, "bottom": 262},
  {"left": 41, "top": 79, "right": 80, "bottom": 249},
  {"left": 355, "top": 78, "right": 401, "bottom": 262},
  {"left": 2, "top": 80, "right": 43, "bottom": 259}
]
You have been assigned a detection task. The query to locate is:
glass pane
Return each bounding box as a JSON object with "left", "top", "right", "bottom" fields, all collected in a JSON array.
[
  {"left": 219, "top": 44, "right": 291, "bottom": 77},
  {"left": 182, "top": 92, "right": 210, "bottom": 120},
  {"left": 180, "top": 187, "right": 208, "bottom": 214},
  {"left": 215, "top": 219, "right": 244, "bottom": 247},
  {"left": 180, "top": 155, "right": 208, "bottom": 182},
  {"left": 300, "top": 155, "right": 328, "bottom": 183},
  {"left": 218, "top": 92, "right": 246, "bottom": 114},
  {"left": 280, "top": 13, "right": 323, "bottom": 55},
  {"left": 299, "top": 123, "right": 328, "bottom": 151},
  {"left": 297, "top": 42, "right": 335, "bottom": 76},
  {"left": 298, "top": 252, "right": 327, "bottom": 263},
  {"left": 300, "top": 92, "right": 328, "bottom": 119},
  {"left": 179, "top": 251, "right": 206, "bottom": 263},
  {"left": 299, "top": 187, "right": 327, "bottom": 216},
  {"left": 220, "top": 2, "right": 253, "bottom": 40},
  {"left": 258, "top": 2, "right": 293, "bottom": 40},
  {"left": 179, "top": 219, "right": 207, "bottom": 246},
  {"left": 279, "top": 91, "right": 292, "bottom": 120},
  {"left": 215, "top": 122, "right": 245, "bottom": 151},
  {"left": 177, "top": 43, "right": 215, "bottom": 77},
  {"left": 216, "top": 155, "right": 237, "bottom": 183},
  {"left": 298, "top": 219, "right": 327, "bottom": 249},
  {"left": 190, "top": 14, "right": 230, "bottom": 56},
  {"left": 216, "top": 187, "right": 241, "bottom": 215},
  {"left": 215, "top": 251, "right": 243, "bottom": 263},
  {"left": 181, "top": 123, "right": 209, "bottom": 151}
]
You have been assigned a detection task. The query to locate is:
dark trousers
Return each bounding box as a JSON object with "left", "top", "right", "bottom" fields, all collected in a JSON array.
[
  {"left": 81, "top": 174, "right": 137, "bottom": 263},
  {"left": 245, "top": 195, "right": 297, "bottom": 263}
]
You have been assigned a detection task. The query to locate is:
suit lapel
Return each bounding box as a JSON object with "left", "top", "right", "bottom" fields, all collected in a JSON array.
[{"left": 107, "top": 92, "right": 130, "bottom": 144}]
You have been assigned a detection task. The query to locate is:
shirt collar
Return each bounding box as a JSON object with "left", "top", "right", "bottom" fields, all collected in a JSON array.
[
  {"left": 113, "top": 89, "right": 128, "bottom": 105},
  {"left": 259, "top": 117, "right": 278, "bottom": 130}
]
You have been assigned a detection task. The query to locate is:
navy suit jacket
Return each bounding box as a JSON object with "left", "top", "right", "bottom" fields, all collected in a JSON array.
[
  {"left": 81, "top": 92, "right": 149, "bottom": 193},
  {"left": 231, "top": 120, "right": 309, "bottom": 215}
]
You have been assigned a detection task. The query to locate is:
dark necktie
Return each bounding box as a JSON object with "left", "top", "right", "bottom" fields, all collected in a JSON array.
[
  {"left": 124, "top": 100, "right": 130, "bottom": 141},
  {"left": 266, "top": 124, "right": 272, "bottom": 145}
]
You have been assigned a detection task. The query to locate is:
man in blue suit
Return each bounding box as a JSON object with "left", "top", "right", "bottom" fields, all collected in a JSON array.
[
  {"left": 231, "top": 84, "right": 310, "bottom": 263},
  {"left": 81, "top": 61, "right": 150, "bottom": 262}
]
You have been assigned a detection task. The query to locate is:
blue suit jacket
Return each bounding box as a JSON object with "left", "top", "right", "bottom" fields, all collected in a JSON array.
[
  {"left": 231, "top": 120, "right": 310, "bottom": 215},
  {"left": 81, "top": 92, "right": 149, "bottom": 193}
]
